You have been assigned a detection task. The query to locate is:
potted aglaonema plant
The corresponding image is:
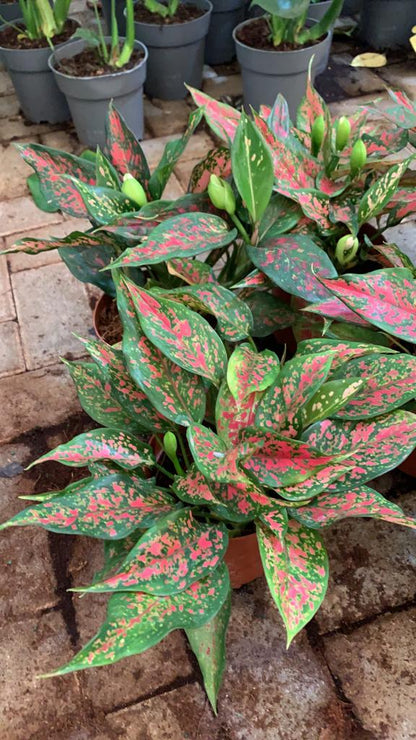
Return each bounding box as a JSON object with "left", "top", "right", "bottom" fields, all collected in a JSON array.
[
  {"left": 49, "top": 0, "right": 147, "bottom": 147},
  {"left": 0, "top": 0, "right": 21, "bottom": 23},
  {"left": 132, "top": 0, "right": 212, "bottom": 99},
  {"left": 1, "top": 273, "right": 416, "bottom": 710},
  {"left": 0, "top": 0, "right": 76, "bottom": 123},
  {"left": 204, "top": 0, "right": 245, "bottom": 65},
  {"left": 233, "top": 0, "right": 342, "bottom": 115}
]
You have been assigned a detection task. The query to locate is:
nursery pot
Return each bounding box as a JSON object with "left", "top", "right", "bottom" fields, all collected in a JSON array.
[
  {"left": 0, "top": 19, "right": 72, "bottom": 124},
  {"left": 233, "top": 18, "right": 330, "bottom": 117},
  {"left": 133, "top": 0, "right": 212, "bottom": 100},
  {"left": 49, "top": 37, "right": 148, "bottom": 148},
  {"left": 308, "top": 0, "right": 339, "bottom": 74},
  {"left": 102, "top": 0, "right": 127, "bottom": 35},
  {"left": 224, "top": 532, "right": 263, "bottom": 589},
  {"left": 342, "top": 0, "right": 362, "bottom": 14},
  {"left": 0, "top": 1, "right": 21, "bottom": 22},
  {"left": 205, "top": 0, "right": 245, "bottom": 65},
  {"left": 358, "top": 0, "right": 414, "bottom": 50}
]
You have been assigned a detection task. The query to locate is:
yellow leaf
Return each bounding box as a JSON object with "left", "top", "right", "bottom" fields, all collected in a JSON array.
[
  {"left": 351, "top": 52, "right": 387, "bottom": 68},
  {"left": 411, "top": 34, "right": 416, "bottom": 53},
  {"left": 412, "top": 25, "right": 416, "bottom": 32}
]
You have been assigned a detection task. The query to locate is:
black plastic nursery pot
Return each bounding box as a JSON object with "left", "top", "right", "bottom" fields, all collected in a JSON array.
[
  {"left": 49, "top": 37, "right": 148, "bottom": 148},
  {"left": 233, "top": 18, "right": 330, "bottom": 117},
  {"left": 0, "top": 19, "right": 72, "bottom": 124},
  {"left": 102, "top": 0, "right": 127, "bottom": 35},
  {"left": 0, "top": 1, "right": 20, "bottom": 22},
  {"left": 205, "top": 0, "right": 245, "bottom": 65},
  {"left": 133, "top": 0, "right": 212, "bottom": 100},
  {"left": 358, "top": 0, "right": 414, "bottom": 50}
]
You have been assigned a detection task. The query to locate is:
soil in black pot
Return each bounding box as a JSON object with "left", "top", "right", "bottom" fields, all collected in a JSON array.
[
  {"left": 0, "top": 19, "right": 78, "bottom": 49},
  {"left": 134, "top": 2, "right": 204, "bottom": 25},
  {"left": 236, "top": 17, "right": 324, "bottom": 51},
  {"left": 56, "top": 46, "right": 144, "bottom": 77}
]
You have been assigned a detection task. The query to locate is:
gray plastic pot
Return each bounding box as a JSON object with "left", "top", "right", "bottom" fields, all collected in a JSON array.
[
  {"left": 358, "top": 0, "right": 414, "bottom": 49},
  {"left": 102, "top": 0, "right": 126, "bottom": 36},
  {"left": 133, "top": 0, "right": 212, "bottom": 99},
  {"left": 342, "top": 0, "right": 362, "bottom": 14},
  {"left": 234, "top": 18, "right": 330, "bottom": 118},
  {"left": 205, "top": 0, "right": 245, "bottom": 65},
  {"left": 49, "top": 38, "right": 147, "bottom": 148},
  {"left": 307, "top": 1, "right": 339, "bottom": 74},
  {"left": 0, "top": 2, "right": 21, "bottom": 22}
]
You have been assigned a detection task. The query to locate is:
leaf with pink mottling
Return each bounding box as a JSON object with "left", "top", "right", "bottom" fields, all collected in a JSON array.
[
  {"left": 302, "top": 378, "right": 364, "bottom": 427},
  {"left": 304, "top": 297, "right": 372, "bottom": 327},
  {"left": 72, "top": 180, "right": 137, "bottom": 225},
  {"left": 109, "top": 213, "right": 236, "bottom": 268},
  {"left": 278, "top": 461, "right": 355, "bottom": 502},
  {"left": 189, "top": 147, "right": 232, "bottom": 193},
  {"left": 106, "top": 103, "right": 150, "bottom": 185},
  {"left": 167, "top": 258, "right": 214, "bottom": 285},
  {"left": 76, "top": 508, "right": 228, "bottom": 595},
  {"left": 187, "top": 423, "right": 251, "bottom": 485},
  {"left": 0, "top": 473, "right": 175, "bottom": 539},
  {"left": 283, "top": 189, "right": 333, "bottom": 233},
  {"left": 370, "top": 242, "right": 415, "bottom": 271},
  {"left": 215, "top": 379, "right": 260, "bottom": 445},
  {"left": 296, "top": 338, "right": 396, "bottom": 371},
  {"left": 187, "top": 87, "right": 240, "bottom": 143},
  {"left": 302, "top": 410, "right": 416, "bottom": 490},
  {"left": 43, "top": 564, "right": 230, "bottom": 676},
  {"left": 318, "top": 268, "right": 416, "bottom": 344},
  {"left": 267, "top": 94, "right": 291, "bottom": 139},
  {"left": 386, "top": 188, "right": 416, "bottom": 227},
  {"left": 27, "top": 428, "right": 155, "bottom": 471},
  {"left": 1, "top": 230, "right": 123, "bottom": 257},
  {"left": 124, "top": 279, "right": 227, "bottom": 386},
  {"left": 291, "top": 485, "right": 416, "bottom": 530},
  {"left": 358, "top": 157, "right": 414, "bottom": 225},
  {"left": 226, "top": 343, "right": 280, "bottom": 408},
  {"left": 248, "top": 235, "right": 337, "bottom": 303},
  {"left": 245, "top": 291, "right": 296, "bottom": 337},
  {"left": 361, "top": 122, "right": 408, "bottom": 157},
  {"left": 257, "top": 518, "right": 328, "bottom": 645}
]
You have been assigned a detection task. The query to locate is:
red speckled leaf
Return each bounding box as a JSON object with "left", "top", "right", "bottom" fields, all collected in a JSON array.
[
  {"left": 245, "top": 291, "right": 296, "bottom": 337},
  {"left": 255, "top": 352, "right": 334, "bottom": 437},
  {"left": 28, "top": 428, "right": 155, "bottom": 470},
  {"left": 17, "top": 143, "right": 95, "bottom": 217},
  {"left": 291, "top": 485, "right": 416, "bottom": 530},
  {"left": 0, "top": 473, "right": 175, "bottom": 539},
  {"left": 248, "top": 235, "right": 337, "bottom": 303},
  {"left": 304, "top": 297, "right": 372, "bottom": 326},
  {"left": 167, "top": 258, "right": 214, "bottom": 285},
  {"left": 125, "top": 279, "right": 227, "bottom": 386},
  {"left": 72, "top": 181, "right": 136, "bottom": 225},
  {"left": 110, "top": 213, "right": 236, "bottom": 268},
  {"left": 1, "top": 230, "right": 123, "bottom": 257},
  {"left": 215, "top": 379, "right": 260, "bottom": 445},
  {"left": 331, "top": 354, "right": 416, "bottom": 419},
  {"left": 189, "top": 147, "right": 232, "bottom": 193},
  {"left": 115, "top": 272, "right": 206, "bottom": 426},
  {"left": 361, "top": 122, "right": 409, "bottom": 157},
  {"left": 267, "top": 94, "right": 290, "bottom": 139},
  {"left": 386, "top": 188, "right": 416, "bottom": 227},
  {"left": 78, "top": 508, "right": 228, "bottom": 595},
  {"left": 318, "top": 268, "right": 416, "bottom": 344},
  {"left": 370, "top": 242, "right": 415, "bottom": 271},
  {"left": 157, "top": 283, "right": 253, "bottom": 342},
  {"left": 231, "top": 270, "right": 270, "bottom": 289},
  {"left": 185, "top": 591, "right": 231, "bottom": 713},
  {"left": 278, "top": 461, "right": 355, "bottom": 502},
  {"left": 297, "top": 76, "right": 328, "bottom": 135},
  {"left": 95, "top": 148, "right": 120, "bottom": 189},
  {"left": 240, "top": 430, "right": 341, "bottom": 489},
  {"left": 302, "top": 410, "right": 416, "bottom": 490},
  {"left": 358, "top": 157, "right": 414, "bottom": 225},
  {"left": 188, "top": 87, "right": 240, "bottom": 143},
  {"left": 43, "top": 564, "right": 230, "bottom": 676},
  {"left": 257, "top": 518, "right": 328, "bottom": 645},
  {"left": 226, "top": 344, "right": 280, "bottom": 406},
  {"left": 296, "top": 338, "right": 396, "bottom": 372},
  {"left": 106, "top": 103, "right": 150, "bottom": 185},
  {"left": 187, "top": 423, "right": 252, "bottom": 485},
  {"left": 284, "top": 189, "right": 333, "bottom": 232}
]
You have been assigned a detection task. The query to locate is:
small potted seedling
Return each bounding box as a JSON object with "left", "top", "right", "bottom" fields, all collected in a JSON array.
[
  {"left": 133, "top": 0, "right": 212, "bottom": 100},
  {"left": 233, "top": 0, "right": 342, "bottom": 115},
  {"left": 49, "top": 0, "right": 147, "bottom": 147},
  {"left": 0, "top": 0, "right": 76, "bottom": 123}
]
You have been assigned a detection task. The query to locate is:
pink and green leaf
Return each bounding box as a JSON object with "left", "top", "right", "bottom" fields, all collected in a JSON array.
[
  {"left": 296, "top": 337, "right": 396, "bottom": 372},
  {"left": 301, "top": 378, "right": 364, "bottom": 426},
  {"left": 167, "top": 257, "right": 214, "bottom": 285},
  {"left": 187, "top": 87, "right": 240, "bottom": 143},
  {"left": 95, "top": 148, "right": 120, "bottom": 190},
  {"left": 304, "top": 297, "right": 372, "bottom": 327},
  {"left": 245, "top": 291, "right": 296, "bottom": 337},
  {"left": 226, "top": 343, "right": 280, "bottom": 406},
  {"left": 257, "top": 518, "right": 328, "bottom": 645},
  {"left": 358, "top": 156, "right": 415, "bottom": 225},
  {"left": 231, "top": 112, "right": 274, "bottom": 223},
  {"left": 187, "top": 423, "right": 251, "bottom": 485},
  {"left": 189, "top": 147, "right": 232, "bottom": 193},
  {"left": 72, "top": 180, "right": 137, "bottom": 225},
  {"left": 0, "top": 230, "right": 123, "bottom": 257},
  {"left": 106, "top": 102, "right": 151, "bottom": 185}
]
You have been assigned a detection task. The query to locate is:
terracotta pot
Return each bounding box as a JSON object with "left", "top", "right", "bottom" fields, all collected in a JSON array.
[
  {"left": 399, "top": 450, "right": 416, "bottom": 477},
  {"left": 224, "top": 532, "right": 263, "bottom": 589}
]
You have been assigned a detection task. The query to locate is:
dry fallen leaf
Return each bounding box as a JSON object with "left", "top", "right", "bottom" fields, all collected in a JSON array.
[
  {"left": 410, "top": 34, "right": 416, "bottom": 53},
  {"left": 351, "top": 52, "right": 387, "bottom": 68}
]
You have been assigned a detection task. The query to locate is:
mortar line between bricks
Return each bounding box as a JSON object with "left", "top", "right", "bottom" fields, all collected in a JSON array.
[
  {"left": 315, "top": 597, "right": 416, "bottom": 640},
  {"left": 105, "top": 673, "right": 201, "bottom": 716}
]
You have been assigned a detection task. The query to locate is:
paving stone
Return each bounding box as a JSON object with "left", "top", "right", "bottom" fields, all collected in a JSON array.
[
  {"left": 0, "top": 363, "right": 81, "bottom": 444},
  {"left": 5, "top": 217, "right": 92, "bottom": 272},
  {"left": 107, "top": 580, "right": 349, "bottom": 739},
  {"left": 328, "top": 91, "right": 390, "bottom": 119},
  {"left": 379, "top": 63, "right": 416, "bottom": 98},
  {"left": 0, "top": 611, "right": 95, "bottom": 738},
  {"left": 0, "top": 70, "right": 14, "bottom": 96},
  {"left": 203, "top": 73, "right": 243, "bottom": 99},
  {"left": 12, "top": 261, "right": 93, "bottom": 370},
  {"left": 0, "top": 321, "right": 25, "bottom": 377},
  {"left": 0, "top": 254, "right": 15, "bottom": 321},
  {"left": 70, "top": 537, "right": 195, "bottom": 713},
  {"left": 39, "top": 128, "right": 81, "bottom": 153},
  {"left": 0, "top": 443, "right": 58, "bottom": 622},
  {"left": 323, "top": 609, "right": 416, "bottom": 739},
  {"left": 140, "top": 132, "right": 213, "bottom": 171},
  {"left": 161, "top": 173, "right": 186, "bottom": 200},
  {"left": 316, "top": 491, "right": 416, "bottom": 634},
  {"left": 0, "top": 115, "right": 63, "bottom": 143},
  {"left": 0, "top": 137, "right": 41, "bottom": 200},
  {"left": 329, "top": 54, "right": 386, "bottom": 97},
  {"left": 0, "top": 195, "right": 63, "bottom": 238},
  {"left": 0, "top": 93, "right": 20, "bottom": 119},
  {"left": 384, "top": 220, "right": 416, "bottom": 265},
  {"left": 174, "top": 158, "right": 201, "bottom": 190},
  {"left": 144, "top": 97, "right": 193, "bottom": 137}
]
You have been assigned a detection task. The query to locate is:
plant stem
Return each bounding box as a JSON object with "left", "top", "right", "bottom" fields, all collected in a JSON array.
[
  {"left": 230, "top": 212, "right": 251, "bottom": 244},
  {"left": 92, "top": 0, "right": 108, "bottom": 62},
  {"left": 247, "top": 336, "right": 257, "bottom": 351},
  {"left": 154, "top": 461, "right": 176, "bottom": 480},
  {"left": 110, "top": 0, "right": 119, "bottom": 62},
  {"left": 177, "top": 433, "right": 191, "bottom": 470},
  {"left": 116, "top": 0, "right": 135, "bottom": 67}
]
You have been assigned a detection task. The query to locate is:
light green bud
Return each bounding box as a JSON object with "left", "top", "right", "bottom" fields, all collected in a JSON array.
[
  {"left": 121, "top": 173, "right": 148, "bottom": 207},
  {"left": 335, "top": 116, "right": 351, "bottom": 151},
  {"left": 208, "top": 175, "right": 236, "bottom": 216}
]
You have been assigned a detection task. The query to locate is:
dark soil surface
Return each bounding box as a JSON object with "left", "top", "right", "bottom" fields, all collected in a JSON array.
[
  {"left": 56, "top": 46, "right": 144, "bottom": 77},
  {"left": 0, "top": 0, "right": 19, "bottom": 4},
  {"left": 95, "top": 296, "right": 123, "bottom": 344},
  {"left": 0, "top": 18, "right": 77, "bottom": 50},
  {"left": 236, "top": 17, "right": 324, "bottom": 51},
  {"left": 134, "top": 2, "right": 204, "bottom": 25}
]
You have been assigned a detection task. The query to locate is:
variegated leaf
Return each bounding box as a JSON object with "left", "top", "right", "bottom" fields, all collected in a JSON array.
[
  {"left": 106, "top": 103, "right": 150, "bottom": 185},
  {"left": 187, "top": 87, "right": 240, "bottom": 143},
  {"left": 304, "top": 297, "right": 372, "bottom": 327},
  {"left": 27, "top": 428, "right": 155, "bottom": 470},
  {"left": 296, "top": 338, "right": 396, "bottom": 372},
  {"left": 72, "top": 181, "right": 137, "bottom": 225},
  {"left": 216, "top": 379, "right": 259, "bottom": 445},
  {"left": 386, "top": 188, "right": 416, "bottom": 227},
  {"left": 291, "top": 485, "right": 416, "bottom": 530},
  {"left": 187, "top": 424, "right": 250, "bottom": 485},
  {"left": 257, "top": 518, "right": 328, "bottom": 645},
  {"left": 167, "top": 257, "right": 214, "bottom": 285},
  {"left": 77, "top": 508, "right": 228, "bottom": 595},
  {"left": 0, "top": 474, "right": 175, "bottom": 539},
  {"left": 245, "top": 291, "right": 296, "bottom": 337},
  {"left": 0, "top": 230, "right": 123, "bottom": 257},
  {"left": 302, "top": 378, "right": 364, "bottom": 426},
  {"left": 226, "top": 343, "right": 280, "bottom": 406},
  {"left": 302, "top": 410, "right": 416, "bottom": 490},
  {"left": 43, "top": 565, "right": 230, "bottom": 676},
  {"left": 95, "top": 148, "right": 120, "bottom": 190},
  {"left": 189, "top": 147, "right": 232, "bottom": 194},
  {"left": 124, "top": 279, "right": 227, "bottom": 386},
  {"left": 358, "top": 156, "right": 415, "bottom": 225},
  {"left": 231, "top": 112, "right": 274, "bottom": 223},
  {"left": 370, "top": 242, "right": 415, "bottom": 271},
  {"left": 278, "top": 461, "right": 354, "bottom": 502}
]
